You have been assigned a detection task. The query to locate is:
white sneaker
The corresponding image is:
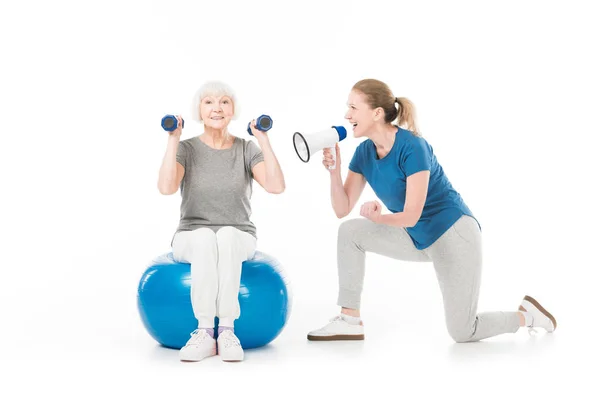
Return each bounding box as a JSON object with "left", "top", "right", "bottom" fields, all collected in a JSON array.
[
  {"left": 179, "top": 329, "right": 217, "bottom": 362},
  {"left": 307, "top": 315, "right": 365, "bottom": 341},
  {"left": 217, "top": 330, "right": 244, "bottom": 362},
  {"left": 519, "top": 295, "right": 557, "bottom": 333}
]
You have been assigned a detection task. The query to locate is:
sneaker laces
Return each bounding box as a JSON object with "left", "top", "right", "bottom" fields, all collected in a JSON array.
[
  {"left": 329, "top": 315, "right": 345, "bottom": 323},
  {"left": 527, "top": 326, "right": 539, "bottom": 336},
  {"left": 526, "top": 317, "right": 539, "bottom": 336},
  {"left": 219, "top": 331, "right": 241, "bottom": 349},
  {"left": 187, "top": 328, "right": 210, "bottom": 345},
  {"left": 521, "top": 308, "right": 539, "bottom": 335}
]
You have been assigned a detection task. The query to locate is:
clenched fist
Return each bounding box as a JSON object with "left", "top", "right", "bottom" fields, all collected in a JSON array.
[{"left": 360, "top": 200, "right": 382, "bottom": 223}]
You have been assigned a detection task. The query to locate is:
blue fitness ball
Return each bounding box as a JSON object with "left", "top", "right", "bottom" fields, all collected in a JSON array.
[{"left": 137, "top": 251, "right": 292, "bottom": 349}]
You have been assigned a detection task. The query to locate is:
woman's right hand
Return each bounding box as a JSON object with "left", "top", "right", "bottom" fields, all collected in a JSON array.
[
  {"left": 168, "top": 115, "right": 184, "bottom": 139},
  {"left": 322, "top": 143, "right": 340, "bottom": 172}
]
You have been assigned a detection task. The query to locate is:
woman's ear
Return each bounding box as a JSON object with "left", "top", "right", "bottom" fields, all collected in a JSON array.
[{"left": 373, "top": 107, "right": 384, "bottom": 121}]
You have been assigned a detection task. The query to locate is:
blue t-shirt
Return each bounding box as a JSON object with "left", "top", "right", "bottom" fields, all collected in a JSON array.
[{"left": 348, "top": 127, "right": 478, "bottom": 250}]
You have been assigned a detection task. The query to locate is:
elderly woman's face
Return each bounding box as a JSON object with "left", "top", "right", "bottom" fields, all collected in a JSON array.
[{"left": 200, "top": 95, "right": 234, "bottom": 129}]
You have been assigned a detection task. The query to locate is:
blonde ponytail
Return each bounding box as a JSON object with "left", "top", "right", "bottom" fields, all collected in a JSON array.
[{"left": 395, "top": 97, "right": 419, "bottom": 135}]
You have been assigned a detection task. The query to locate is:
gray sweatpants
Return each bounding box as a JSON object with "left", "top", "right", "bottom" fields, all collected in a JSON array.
[{"left": 337, "top": 215, "right": 521, "bottom": 342}]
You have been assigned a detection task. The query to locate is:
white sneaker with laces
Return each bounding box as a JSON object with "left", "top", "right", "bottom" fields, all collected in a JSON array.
[
  {"left": 519, "top": 295, "right": 557, "bottom": 334},
  {"left": 307, "top": 315, "right": 365, "bottom": 341},
  {"left": 179, "top": 329, "right": 217, "bottom": 362},
  {"left": 217, "top": 330, "right": 244, "bottom": 362}
]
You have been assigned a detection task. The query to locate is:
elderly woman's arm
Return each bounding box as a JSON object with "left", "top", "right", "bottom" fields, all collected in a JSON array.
[
  {"left": 158, "top": 116, "right": 185, "bottom": 195},
  {"left": 252, "top": 136, "right": 285, "bottom": 194},
  {"left": 158, "top": 136, "right": 185, "bottom": 195},
  {"left": 249, "top": 120, "right": 285, "bottom": 194}
]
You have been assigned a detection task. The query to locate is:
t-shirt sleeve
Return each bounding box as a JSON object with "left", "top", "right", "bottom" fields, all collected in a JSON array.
[
  {"left": 176, "top": 141, "right": 188, "bottom": 170},
  {"left": 348, "top": 145, "right": 364, "bottom": 175},
  {"left": 245, "top": 140, "right": 264, "bottom": 173},
  {"left": 401, "top": 138, "right": 432, "bottom": 176}
]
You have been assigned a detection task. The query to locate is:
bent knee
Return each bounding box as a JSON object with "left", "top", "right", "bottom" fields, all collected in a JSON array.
[
  {"left": 450, "top": 332, "right": 474, "bottom": 343},
  {"left": 338, "top": 218, "right": 371, "bottom": 239},
  {"left": 447, "top": 321, "right": 477, "bottom": 343},
  {"left": 216, "top": 226, "right": 240, "bottom": 243},
  {"left": 188, "top": 228, "right": 217, "bottom": 243}
]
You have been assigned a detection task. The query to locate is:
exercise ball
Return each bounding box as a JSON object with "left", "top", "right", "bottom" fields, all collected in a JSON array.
[{"left": 137, "top": 251, "right": 292, "bottom": 350}]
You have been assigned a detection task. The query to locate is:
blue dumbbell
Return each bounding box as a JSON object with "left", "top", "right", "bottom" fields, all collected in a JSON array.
[
  {"left": 161, "top": 115, "right": 184, "bottom": 132},
  {"left": 247, "top": 115, "right": 273, "bottom": 136}
]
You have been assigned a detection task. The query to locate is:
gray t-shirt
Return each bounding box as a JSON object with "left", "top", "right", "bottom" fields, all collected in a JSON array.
[{"left": 174, "top": 136, "right": 264, "bottom": 240}]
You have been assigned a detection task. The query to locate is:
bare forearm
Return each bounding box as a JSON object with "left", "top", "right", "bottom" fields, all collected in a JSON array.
[
  {"left": 330, "top": 172, "right": 350, "bottom": 218},
  {"left": 158, "top": 136, "right": 180, "bottom": 194},
  {"left": 375, "top": 211, "right": 420, "bottom": 228},
  {"left": 256, "top": 137, "right": 285, "bottom": 193}
]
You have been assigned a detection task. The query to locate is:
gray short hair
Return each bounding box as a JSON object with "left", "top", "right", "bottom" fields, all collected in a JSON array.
[{"left": 191, "top": 80, "right": 239, "bottom": 122}]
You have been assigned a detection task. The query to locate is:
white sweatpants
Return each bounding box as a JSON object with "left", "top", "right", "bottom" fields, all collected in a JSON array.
[{"left": 172, "top": 226, "right": 257, "bottom": 328}]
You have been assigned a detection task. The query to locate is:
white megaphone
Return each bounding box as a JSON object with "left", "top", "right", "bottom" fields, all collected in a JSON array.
[{"left": 293, "top": 126, "right": 347, "bottom": 170}]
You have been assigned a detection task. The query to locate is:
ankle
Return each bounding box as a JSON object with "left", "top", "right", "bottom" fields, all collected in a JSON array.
[
  {"left": 341, "top": 307, "right": 360, "bottom": 318},
  {"left": 519, "top": 311, "right": 533, "bottom": 327},
  {"left": 218, "top": 326, "right": 234, "bottom": 336},
  {"left": 198, "top": 327, "right": 215, "bottom": 338},
  {"left": 340, "top": 313, "right": 362, "bottom": 325}
]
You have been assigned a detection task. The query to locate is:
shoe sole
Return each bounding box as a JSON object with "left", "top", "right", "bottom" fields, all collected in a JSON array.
[
  {"left": 307, "top": 334, "right": 365, "bottom": 341},
  {"left": 520, "top": 295, "right": 557, "bottom": 331},
  {"left": 220, "top": 351, "right": 244, "bottom": 362},
  {"left": 180, "top": 349, "right": 217, "bottom": 362}
]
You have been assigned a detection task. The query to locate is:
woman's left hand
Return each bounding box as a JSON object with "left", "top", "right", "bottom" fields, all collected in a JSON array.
[
  {"left": 249, "top": 119, "right": 269, "bottom": 142},
  {"left": 360, "top": 200, "right": 382, "bottom": 223}
]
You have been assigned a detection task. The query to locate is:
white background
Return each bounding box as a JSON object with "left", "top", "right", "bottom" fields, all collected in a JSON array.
[{"left": 1, "top": 0, "right": 599, "bottom": 398}]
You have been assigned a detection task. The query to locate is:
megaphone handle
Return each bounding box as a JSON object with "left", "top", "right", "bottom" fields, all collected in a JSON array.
[{"left": 328, "top": 146, "right": 336, "bottom": 170}]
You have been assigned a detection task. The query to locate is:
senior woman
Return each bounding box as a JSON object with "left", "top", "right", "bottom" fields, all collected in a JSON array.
[{"left": 157, "top": 81, "right": 285, "bottom": 362}]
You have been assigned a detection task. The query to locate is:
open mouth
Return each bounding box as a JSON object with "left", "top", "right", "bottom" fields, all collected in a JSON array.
[{"left": 211, "top": 116, "right": 224, "bottom": 120}]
